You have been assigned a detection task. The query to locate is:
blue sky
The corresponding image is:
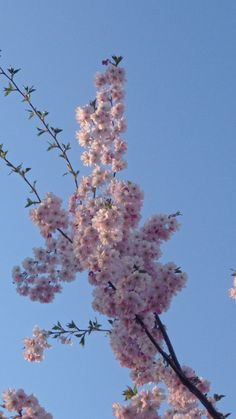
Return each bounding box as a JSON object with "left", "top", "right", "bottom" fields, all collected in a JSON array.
[{"left": 0, "top": 1, "right": 235, "bottom": 418}]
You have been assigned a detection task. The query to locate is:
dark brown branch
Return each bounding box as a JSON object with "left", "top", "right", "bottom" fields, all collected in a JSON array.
[
  {"left": 135, "top": 315, "right": 223, "bottom": 419},
  {"left": 154, "top": 312, "right": 181, "bottom": 370}
]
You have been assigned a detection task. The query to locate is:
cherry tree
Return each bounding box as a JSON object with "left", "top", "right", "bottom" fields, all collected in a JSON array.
[{"left": 0, "top": 55, "right": 231, "bottom": 418}]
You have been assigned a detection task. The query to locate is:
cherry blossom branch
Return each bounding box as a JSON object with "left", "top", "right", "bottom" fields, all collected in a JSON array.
[
  {"left": 154, "top": 312, "right": 181, "bottom": 370},
  {"left": 0, "top": 143, "right": 41, "bottom": 205},
  {"left": 48, "top": 319, "right": 111, "bottom": 346},
  {"left": 0, "top": 144, "right": 73, "bottom": 243},
  {"left": 135, "top": 314, "right": 224, "bottom": 419},
  {"left": 108, "top": 281, "right": 222, "bottom": 417},
  {"left": 23, "top": 320, "right": 111, "bottom": 362},
  {"left": 0, "top": 65, "right": 79, "bottom": 189}
]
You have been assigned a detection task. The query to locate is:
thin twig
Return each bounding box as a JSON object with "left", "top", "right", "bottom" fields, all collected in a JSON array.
[
  {"left": 0, "top": 148, "right": 73, "bottom": 243},
  {"left": 0, "top": 66, "right": 79, "bottom": 189}
]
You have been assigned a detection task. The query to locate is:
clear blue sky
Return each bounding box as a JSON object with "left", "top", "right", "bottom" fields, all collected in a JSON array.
[{"left": 0, "top": 1, "right": 235, "bottom": 418}]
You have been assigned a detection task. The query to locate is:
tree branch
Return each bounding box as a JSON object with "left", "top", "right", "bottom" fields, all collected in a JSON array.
[
  {"left": 0, "top": 66, "right": 79, "bottom": 189},
  {"left": 135, "top": 315, "right": 223, "bottom": 419}
]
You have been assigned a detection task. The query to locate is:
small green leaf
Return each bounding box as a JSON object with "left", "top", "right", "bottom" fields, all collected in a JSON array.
[
  {"left": 4, "top": 82, "right": 14, "bottom": 96},
  {"left": 62, "top": 142, "right": 71, "bottom": 151},
  {"left": 80, "top": 336, "right": 85, "bottom": 347},
  {"left": 27, "top": 109, "right": 36, "bottom": 119},
  {"left": 25, "top": 198, "right": 37, "bottom": 208},
  {"left": 37, "top": 127, "right": 48, "bottom": 136},
  {"left": 213, "top": 394, "right": 225, "bottom": 401},
  {"left": 7, "top": 67, "right": 21, "bottom": 77},
  {"left": 168, "top": 211, "right": 182, "bottom": 218},
  {"left": 89, "top": 99, "right": 96, "bottom": 110},
  {"left": 74, "top": 333, "right": 84, "bottom": 338},
  {"left": 47, "top": 142, "right": 57, "bottom": 151},
  {"left": 122, "top": 385, "right": 138, "bottom": 401},
  {"left": 51, "top": 127, "right": 63, "bottom": 136},
  {"left": 30, "top": 180, "right": 37, "bottom": 193},
  {"left": 52, "top": 325, "right": 61, "bottom": 331},
  {"left": 23, "top": 167, "right": 31, "bottom": 174},
  {"left": 67, "top": 321, "right": 76, "bottom": 329},
  {"left": 112, "top": 55, "right": 123, "bottom": 66}
]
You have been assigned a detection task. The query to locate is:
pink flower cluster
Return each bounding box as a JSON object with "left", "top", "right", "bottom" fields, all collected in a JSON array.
[
  {"left": 12, "top": 233, "right": 82, "bottom": 303},
  {"left": 23, "top": 326, "right": 51, "bottom": 362},
  {"left": 17, "top": 60, "right": 216, "bottom": 417},
  {"left": 114, "top": 362, "right": 212, "bottom": 418},
  {"left": 30, "top": 193, "right": 69, "bottom": 237},
  {"left": 75, "top": 63, "right": 127, "bottom": 198},
  {"left": 113, "top": 387, "right": 165, "bottom": 419},
  {"left": 229, "top": 275, "right": 236, "bottom": 299},
  {"left": 1, "top": 388, "right": 52, "bottom": 418}
]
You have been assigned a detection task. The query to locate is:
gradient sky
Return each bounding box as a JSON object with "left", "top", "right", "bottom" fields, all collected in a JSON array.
[{"left": 0, "top": 1, "right": 236, "bottom": 418}]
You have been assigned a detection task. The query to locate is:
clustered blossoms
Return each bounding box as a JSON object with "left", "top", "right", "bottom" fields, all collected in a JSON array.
[
  {"left": 229, "top": 274, "right": 236, "bottom": 300},
  {"left": 14, "top": 58, "right": 220, "bottom": 417},
  {"left": 23, "top": 326, "right": 51, "bottom": 362},
  {"left": 113, "top": 387, "right": 165, "bottom": 419},
  {"left": 12, "top": 218, "right": 82, "bottom": 303},
  {"left": 0, "top": 388, "right": 52, "bottom": 419}
]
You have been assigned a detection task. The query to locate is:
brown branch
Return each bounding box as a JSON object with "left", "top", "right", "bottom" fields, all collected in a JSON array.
[
  {"left": 154, "top": 312, "right": 181, "bottom": 370},
  {"left": 135, "top": 315, "right": 223, "bottom": 419}
]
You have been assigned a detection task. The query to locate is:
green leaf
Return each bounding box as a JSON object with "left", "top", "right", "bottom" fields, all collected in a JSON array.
[
  {"left": 0, "top": 144, "right": 8, "bottom": 158},
  {"left": 80, "top": 336, "right": 85, "bottom": 347},
  {"left": 112, "top": 55, "right": 123, "bottom": 66},
  {"left": 122, "top": 385, "right": 138, "bottom": 401},
  {"left": 27, "top": 109, "right": 36, "bottom": 119},
  {"left": 74, "top": 333, "right": 84, "bottom": 338},
  {"left": 51, "top": 127, "right": 63, "bottom": 136},
  {"left": 25, "top": 198, "right": 37, "bottom": 208},
  {"left": 7, "top": 67, "right": 21, "bottom": 77},
  {"left": 89, "top": 99, "right": 96, "bottom": 110},
  {"left": 24, "top": 85, "right": 36, "bottom": 95},
  {"left": 213, "top": 394, "right": 225, "bottom": 401},
  {"left": 168, "top": 210, "right": 182, "bottom": 218},
  {"left": 67, "top": 321, "right": 76, "bottom": 329},
  {"left": 47, "top": 142, "right": 57, "bottom": 151},
  {"left": 23, "top": 167, "right": 31, "bottom": 175},
  {"left": 37, "top": 127, "right": 48, "bottom": 136},
  {"left": 4, "top": 82, "right": 14, "bottom": 96},
  {"left": 52, "top": 325, "right": 61, "bottom": 331},
  {"left": 30, "top": 180, "right": 37, "bottom": 193},
  {"left": 62, "top": 142, "right": 71, "bottom": 151}
]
